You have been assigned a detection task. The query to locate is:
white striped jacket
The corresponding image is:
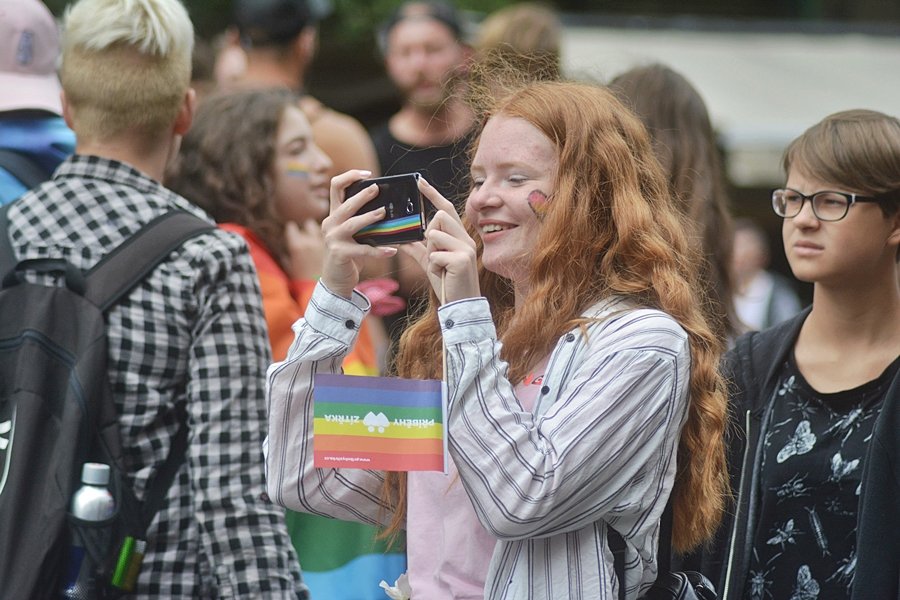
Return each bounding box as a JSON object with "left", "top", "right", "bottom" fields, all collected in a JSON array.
[
  {"left": 265, "top": 284, "right": 691, "bottom": 599},
  {"left": 438, "top": 296, "right": 690, "bottom": 600}
]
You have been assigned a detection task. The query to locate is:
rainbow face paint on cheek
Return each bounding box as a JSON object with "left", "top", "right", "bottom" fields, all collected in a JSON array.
[
  {"left": 285, "top": 160, "right": 311, "bottom": 178},
  {"left": 527, "top": 190, "right": 549, "bottom": 218}
]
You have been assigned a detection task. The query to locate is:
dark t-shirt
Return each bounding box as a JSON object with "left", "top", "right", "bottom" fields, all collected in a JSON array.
[
  {"left": 369, "top": 123, "right": 476, "bottom": 214},
  {"left": 745, "top": 354, "right": 899, "bottom": 600},
  {"left": 369, "top": 124, "right": 477, "bottom": 367}
]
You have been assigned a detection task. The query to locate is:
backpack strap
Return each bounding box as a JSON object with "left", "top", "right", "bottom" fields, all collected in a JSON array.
[
  {"left": 84, "top": 210, "right": 214, "bottom": 311},
  {"left": 0, "top": 198, "right": 85, "bottom": 292},
  {"left": 0, "top": 203, "right": 15, "bottom": 277},
  {"left": 0, "top": 148, "right": 50, "bottom": 190},
  {"left": 658, "top": 498, "right": 674, "bottom": 572},
  {"left": 1, "top": 207, "right": 214, "bottom": 305},
  {"left": 85, "top": 210, "right": 213, "bottom": 531},
  {"left": 607, "top": 524, "right": 628, "bottom": 600},
  {"left": 138, "top": 401, "right": 190, "bottom": 530}
]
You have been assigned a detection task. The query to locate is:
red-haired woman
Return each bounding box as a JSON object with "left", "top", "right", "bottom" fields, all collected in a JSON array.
[{"left": 265, "top": 80, "right": 729, "bottom": 599}]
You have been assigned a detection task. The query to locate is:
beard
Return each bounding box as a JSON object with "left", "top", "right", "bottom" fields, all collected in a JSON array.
[{"left": 399, "top": 70, "right": 463, "bottom": 114}]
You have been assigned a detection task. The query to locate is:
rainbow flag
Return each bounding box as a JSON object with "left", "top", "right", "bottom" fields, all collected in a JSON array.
[
  {"left": 285, "top": 514, "right": 405, "bottom": 600},
  {"left": 313, "top": 374, "right": 447, "bottom": 472}
]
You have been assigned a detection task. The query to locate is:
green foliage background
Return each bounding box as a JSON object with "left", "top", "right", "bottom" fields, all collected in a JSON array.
[
  {"left": 43, "top": 0, "right": 514, "bottom": 39},
  {"left": 41, "top": 0, "right": 519, "bottom": 122}
]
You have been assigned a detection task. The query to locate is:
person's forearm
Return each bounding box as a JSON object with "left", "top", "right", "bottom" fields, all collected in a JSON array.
[{"left": 265, "top": 282, "right": 394, "bottom": 526}]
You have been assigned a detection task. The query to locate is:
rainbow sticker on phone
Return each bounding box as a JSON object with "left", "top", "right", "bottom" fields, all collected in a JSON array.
[{"left": 345, "top": 173, "right": 427, "bottom": 246}]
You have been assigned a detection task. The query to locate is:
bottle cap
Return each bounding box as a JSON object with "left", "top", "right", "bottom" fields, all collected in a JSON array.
[{"left": 81, "top": 462, "right": 111, "bottom": 486}]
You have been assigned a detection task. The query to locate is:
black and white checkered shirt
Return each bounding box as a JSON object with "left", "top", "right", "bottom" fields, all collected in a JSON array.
[{"left": 6, "top": 155, "right": 307, "bottom": 598}]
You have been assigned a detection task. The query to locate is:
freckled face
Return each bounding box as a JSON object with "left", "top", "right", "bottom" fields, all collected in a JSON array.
[
  {"left": 465, "top": 115, "right": 558, "bottom": 284},
  {"left": 272, "top": 105, "right": 333, "bottom": 224}
]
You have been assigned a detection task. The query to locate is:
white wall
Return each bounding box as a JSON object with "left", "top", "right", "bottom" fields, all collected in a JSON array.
[{"left": 561, "top": 25, "right": 900, "bottom": 186}]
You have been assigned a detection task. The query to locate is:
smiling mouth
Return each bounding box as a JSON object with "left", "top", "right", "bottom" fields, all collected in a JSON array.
[{"left": 481, "top": 224, "right": 513, "bottom": 234}]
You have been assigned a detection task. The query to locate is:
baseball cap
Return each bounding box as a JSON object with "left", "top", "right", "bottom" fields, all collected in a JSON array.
[
  {"left": 0, "top": 0, "right": 62, "bottom": 114},
  {"left": 234, "top": 0, "right": 333, "bottom": 45}
]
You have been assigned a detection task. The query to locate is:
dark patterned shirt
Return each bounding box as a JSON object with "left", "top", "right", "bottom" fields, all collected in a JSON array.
[
  {"left": 745, "top": 353, "right": 898, "bottom": 600},
  {"left": 5, "top": 155, "right": 306, "bottom": 598}
]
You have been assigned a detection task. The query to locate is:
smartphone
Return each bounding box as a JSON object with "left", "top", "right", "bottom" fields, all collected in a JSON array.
[{"left": 344, "top": 173, "right": 427, "bottom": 246}]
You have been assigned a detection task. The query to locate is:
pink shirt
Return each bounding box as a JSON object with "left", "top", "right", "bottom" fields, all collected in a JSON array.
[{"left": 406, "top": 355, "right": 551, "bottom": 599}]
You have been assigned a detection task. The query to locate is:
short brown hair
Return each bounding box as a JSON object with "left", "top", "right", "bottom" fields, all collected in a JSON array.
[{"left": 784, "top": 109, "right": 900, "bottom": 216}]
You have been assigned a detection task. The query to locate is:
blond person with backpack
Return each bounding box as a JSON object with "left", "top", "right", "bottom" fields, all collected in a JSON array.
[{"left": 0, "top": 0, "right": 305, "bottom": 597}]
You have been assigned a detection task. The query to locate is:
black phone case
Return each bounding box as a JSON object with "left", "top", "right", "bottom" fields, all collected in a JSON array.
[{"left": 345, "top": 173, "right": 426, "bottom": 246}]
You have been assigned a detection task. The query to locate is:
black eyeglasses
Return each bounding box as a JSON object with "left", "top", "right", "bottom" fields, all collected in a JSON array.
[{"left": 771, "top": 187, "right": 882, "bottom": 222}]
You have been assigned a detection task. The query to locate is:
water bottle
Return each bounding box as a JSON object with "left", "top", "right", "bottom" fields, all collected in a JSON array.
[{"left": 61, "top": 462, "right": 116, "bottom": 599}]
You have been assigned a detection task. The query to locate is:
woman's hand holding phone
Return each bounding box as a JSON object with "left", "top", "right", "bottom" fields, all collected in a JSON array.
[
  {"left": 402, "top": 178, "right": 480, "bottom": 304},
  {"left": 344, "top": 173, "right": 426, "bottom": 246},
  {"left": 321, "top": 170, "right": 399, "bottom": 299}
]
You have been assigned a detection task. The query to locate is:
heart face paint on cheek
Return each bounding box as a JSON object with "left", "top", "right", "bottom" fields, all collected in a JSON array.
[
  {"left": 527, "top": 190, "right": 549, "bottom": 218},
  {"left": 285, "top": 160, "right": 311, "bottom": 178}
]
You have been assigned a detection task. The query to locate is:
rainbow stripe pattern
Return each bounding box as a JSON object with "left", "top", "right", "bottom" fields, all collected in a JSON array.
[
  {"left": 284, "top": 160, "right": 311, "bottom": 178},
  {"left": 352, "top": 214, "right": 424, "bottom": 244},
  {"left": 313, "top": 374, "right": 447, "bottom": 472}
]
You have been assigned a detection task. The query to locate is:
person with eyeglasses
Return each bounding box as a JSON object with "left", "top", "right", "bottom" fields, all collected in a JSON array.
[{"left": 686, "top": 109, "right": 900, "bottom": 600}]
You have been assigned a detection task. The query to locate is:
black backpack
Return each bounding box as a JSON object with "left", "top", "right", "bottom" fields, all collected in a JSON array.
[{"left": 0, "top": 205, "right": 213, "bottom": 599}]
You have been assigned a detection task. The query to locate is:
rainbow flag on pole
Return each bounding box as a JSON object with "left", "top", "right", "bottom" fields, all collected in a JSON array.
[{"left": 313, "top": 374, "right": 447, "bottom": 472}]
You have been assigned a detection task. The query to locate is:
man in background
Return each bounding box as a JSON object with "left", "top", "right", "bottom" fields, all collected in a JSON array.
[
  {"left": 373, "top": 0, "right": 474, "bottom": 209},
  {"left": 371, "top": 0, "right": 477, "bottom": 363},
  {"left": 0, "top": 0, "right": 75, "bottom": 204}
]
